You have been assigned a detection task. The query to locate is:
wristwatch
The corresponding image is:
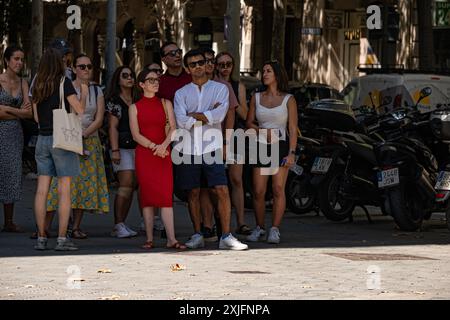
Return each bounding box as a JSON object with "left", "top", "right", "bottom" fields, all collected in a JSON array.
[{"left": 289, "top": 149, "right": 296, "bottom": 155}]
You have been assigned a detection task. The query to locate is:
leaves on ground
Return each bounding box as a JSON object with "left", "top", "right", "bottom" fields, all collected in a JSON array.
[
  {"left": 97, "top": 269, "right": 112, "bottom": 273},
  {"left": 170, "top": 263, "right": 186, "bottom": 272}
]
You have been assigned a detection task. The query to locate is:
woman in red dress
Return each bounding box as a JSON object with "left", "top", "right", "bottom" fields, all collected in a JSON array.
[{"left": 129, "top": 69, "right": 186, "bottom": 250}]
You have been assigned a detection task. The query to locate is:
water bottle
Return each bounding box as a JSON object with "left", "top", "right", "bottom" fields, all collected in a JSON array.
[{"left": 290, "top": 164, "right": 304, "bottom": 176}]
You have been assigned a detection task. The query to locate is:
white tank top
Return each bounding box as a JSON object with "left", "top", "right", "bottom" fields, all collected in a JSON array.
[{"left": 255, "top": 92, "right": 291, "bottom": 142}]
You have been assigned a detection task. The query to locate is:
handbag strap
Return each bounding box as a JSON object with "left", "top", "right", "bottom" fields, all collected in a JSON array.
[
  {"left": 161, "top": 98, "right": 169, "bottom": 125},
  {"left": 59, "top": 76, "right": 66, "bottom": 111}
]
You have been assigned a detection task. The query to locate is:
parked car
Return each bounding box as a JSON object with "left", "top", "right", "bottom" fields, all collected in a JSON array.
[{"left": 289, "top": 82, "right": 342, "bottom": 110}]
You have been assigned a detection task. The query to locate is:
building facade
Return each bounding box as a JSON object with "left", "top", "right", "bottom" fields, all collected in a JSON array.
[{"left": 2, "top": 0, "right": 448, "bottom": 90}]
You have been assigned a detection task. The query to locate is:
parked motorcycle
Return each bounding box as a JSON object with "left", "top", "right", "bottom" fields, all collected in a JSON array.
[
  {"left": 429, "top": 103, "right": 450, "bottom": 232},
  {"left": 286, "top": 135, "right": 321, "bottom": 214},
  {"left": 304, "top": 99, "right": 392, "bottom": 222},
  {"left": 374, "top": 87, "right": 439, "bottom": 231}
]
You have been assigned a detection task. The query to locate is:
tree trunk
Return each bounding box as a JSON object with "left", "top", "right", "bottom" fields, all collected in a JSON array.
[
  {"left": 226, "top": 0, "right": 241, "bottom": 80},
  {"left": 30, "top": 0, "right": 43, "bottom": 78},
  {"left": 292, "top": 0, "right": 304, "bottom": 81},
  {"left": 271, "top": 0, "right": 287, "bottom": 64},
  {"left": 417, "top": 0, "right": 434, "bottom": 70}
]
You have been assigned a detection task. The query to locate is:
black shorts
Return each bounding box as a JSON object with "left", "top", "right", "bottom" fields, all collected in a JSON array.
[{"left": 176, "top": 152, "right": 228, "bottom": 190}]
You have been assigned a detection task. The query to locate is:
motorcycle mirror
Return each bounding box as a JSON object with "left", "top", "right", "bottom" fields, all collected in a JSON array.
[
  {"left": 415, "top": 87, "right": 432, "bottom": 108},
  {"left": 420, "top": 87, "right": 432, "bottom": 99}
]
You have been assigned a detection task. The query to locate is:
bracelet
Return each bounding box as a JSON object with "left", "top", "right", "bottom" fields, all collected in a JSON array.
[{"left": 111, "top": 149, "right": 120, "bottom": 152}]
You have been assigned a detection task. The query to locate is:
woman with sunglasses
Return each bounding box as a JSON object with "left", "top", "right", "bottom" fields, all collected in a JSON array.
[
  {"left": 245, "top": 60, "right": 298, "bottom": 244},
  {"left": 129, "top": 68, "right": 186, "bottom": 250},
  {"left": 45, "top": 54, "right": 110, "bottom": 239},
  {"left": 105, "top": 66, "right": 140, "bottom": 238},
  {"left": 215, "top": 51, "right": 251, "bottom": 236},
  {"left": 0, "top": 45, "right": 32, "bottom": 233}
]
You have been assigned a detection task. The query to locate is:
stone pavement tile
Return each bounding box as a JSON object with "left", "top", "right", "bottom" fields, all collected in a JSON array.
[{"left": 1, "top": 179, "right": 450, "bottom": 299}]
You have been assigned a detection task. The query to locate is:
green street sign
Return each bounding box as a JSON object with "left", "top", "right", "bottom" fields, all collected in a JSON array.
[{"left": 435, "top": 1, "right": 450, "bottom": 27}]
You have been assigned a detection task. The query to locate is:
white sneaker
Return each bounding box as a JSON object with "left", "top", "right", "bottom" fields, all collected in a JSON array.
[
  {"left": 123, "top": 224, "right": 138, "bottom": 237},
  {"left": 111, "top": 223, "right": 132, "bottom": 238},
  {"left": 267, "top": 227, "right": 280, "bottom": 244},
  {"left": 246, "top": 226, "right": 266, "bottom": 242},
  {"left": 219, "top": 234, "right": 249, "bottom": 250},
  {"left": 185, "top": 233, "right": 205, "bottom": 249}
]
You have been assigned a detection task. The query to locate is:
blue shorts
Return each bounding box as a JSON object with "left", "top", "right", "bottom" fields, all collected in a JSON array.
[
  {"left": 176, "top": 152, "right": 228, "bottom": 190},
  {"left": 35, "top": 135, "right": 81, "bottom": 177}
]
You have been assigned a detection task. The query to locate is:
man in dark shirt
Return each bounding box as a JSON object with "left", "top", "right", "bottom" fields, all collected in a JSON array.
[{"left": 158, "top": 42, "right": 191, "bottom": 102}]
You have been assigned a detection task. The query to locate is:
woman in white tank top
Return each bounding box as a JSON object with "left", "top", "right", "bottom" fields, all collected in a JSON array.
[{"left": 245, "top": 60, "right": 298, "bottom": 244}]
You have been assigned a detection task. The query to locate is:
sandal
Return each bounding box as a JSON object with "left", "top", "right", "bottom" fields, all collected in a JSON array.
[
  {"left": 72, "top": 229, "right": 88, "bottom": 239},
  {"left": 141, "top": 241, "right": 154, "bottom": 250},
  {"left": 2, "top": 223, "right": 24, "bottom": 233},
  {"left": 166, "top": 242, "right": 187, "bottom": 250},
  {"left": 236, "top": 224, "right": 252, "bottom": 235}
]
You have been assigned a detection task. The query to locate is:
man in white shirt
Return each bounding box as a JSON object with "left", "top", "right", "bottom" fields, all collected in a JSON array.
[{"left": 173, "top": 49, "right": 248, "bottom": 251}]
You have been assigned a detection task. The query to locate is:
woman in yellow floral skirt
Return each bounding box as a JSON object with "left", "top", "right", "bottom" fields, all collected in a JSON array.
[{"left": 46, "top": 54, "right": 109, "bottom": 239}]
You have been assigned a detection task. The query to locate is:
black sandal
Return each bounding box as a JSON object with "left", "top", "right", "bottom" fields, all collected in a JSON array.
[{"left": 236, "top": 224, "right": 252, "bottom": 235}]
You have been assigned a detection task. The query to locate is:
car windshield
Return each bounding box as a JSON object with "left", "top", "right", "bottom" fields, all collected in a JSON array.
[{"left": 292, "top": 85, "right": 341, "bottom": 108}]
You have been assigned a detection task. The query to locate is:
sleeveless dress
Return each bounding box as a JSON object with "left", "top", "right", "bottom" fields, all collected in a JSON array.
[
  {"left": 0, "top": 86, "right": 24, "bottom": 203},
  {"left": 135, "top": 96, "right": 173, "bottom": 208}
]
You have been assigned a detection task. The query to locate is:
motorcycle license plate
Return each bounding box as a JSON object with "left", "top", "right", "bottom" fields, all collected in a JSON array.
[
  {"left": 435, "top": 171, "right": 450, "bottom": 191},
  {"left": 377, "top": 168, "right": 399, "bottom": 188},
  {"left": 311, "top": 157, "right": 332, "bottom": 174}
]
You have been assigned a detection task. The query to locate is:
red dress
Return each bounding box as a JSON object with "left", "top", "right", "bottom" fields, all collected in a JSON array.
[{"left": 135, "top": 96, "right": 173, "bottom": 208}]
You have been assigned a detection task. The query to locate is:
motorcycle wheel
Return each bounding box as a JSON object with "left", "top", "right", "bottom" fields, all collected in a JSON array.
[
  {"left": 286, "top": 173, "right": 315, "bottom": 214},
  {"left": 388, "top": 184, "right": 424, "bottom": 231},
  {"left": 317, "top": 167, "right": 355, "bottom": 221}
]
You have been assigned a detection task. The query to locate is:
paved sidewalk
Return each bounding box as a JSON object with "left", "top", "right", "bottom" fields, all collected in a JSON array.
[{"left": 1, "top": 178, "right": 450, "bottom": 300}]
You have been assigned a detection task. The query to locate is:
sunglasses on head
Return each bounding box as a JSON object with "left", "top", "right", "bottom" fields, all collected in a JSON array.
[
  {"left": 148, "top": 68, "right": 162, "bottom": 74},
  {"left": 218, "top": 62, "right": 233, "bottom": 69},
  {"left": 187, "top": 59, "right": 206, "bottom": 69},
  {"left": 121, "top": 72, "right": 135, "bottom": 80},
  {"left": 76, "top": 64, "right": 93, "bottom": 70},
  {"left": 144, "top": 77, "right": 160, "bottom": 84},
  {"left": 164, "top": 48, "right": 182, "bottom": 57}
]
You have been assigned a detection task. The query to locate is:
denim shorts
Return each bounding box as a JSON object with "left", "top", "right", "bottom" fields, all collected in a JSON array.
[
  {"left": 176, "top": 152, "right": 228, "bottom": 190},
  {"left": 110, "top": 148, "right": 135, "bottom": 172},
  {"left": 35, "top": 135, "right": 80, "bottom": 177}
]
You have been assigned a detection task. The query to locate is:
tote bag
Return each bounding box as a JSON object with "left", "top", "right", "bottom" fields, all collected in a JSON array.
[{"left": 52, "top": 77, "right": 83, "bottom": 155}]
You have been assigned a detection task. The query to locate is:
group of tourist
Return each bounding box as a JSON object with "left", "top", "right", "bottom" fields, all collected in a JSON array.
[{"left": 0, "top": 38, "right": 298, "bottom": 252}]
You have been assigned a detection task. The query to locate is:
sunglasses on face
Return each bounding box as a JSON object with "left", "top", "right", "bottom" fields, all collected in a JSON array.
[
  {"left": 218, "top": 61, "right": 233, "bottom": 69},
  {"left": 164, "top": 48, "right": 182, "bottom": 57},
  {"left": 148, "top": 68, "right": 162, "bottom": 74},
  {"left": 144, "top": 77, "right": 160, "bottom": 84},
  {"left": 121, "top": 72, "right": 135, "bottom": 80},
  {"left": 76, "top": 64, "right": 93, "bottom": 71},
  {"left": 218, "top": 62, "right": 233, "bottom": 69},
  {"left": 187, "top": 59, "right": 206, "bottom": 69},
  {"left": 205, "top": 58, "right": 216, "bottom": 65}
]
